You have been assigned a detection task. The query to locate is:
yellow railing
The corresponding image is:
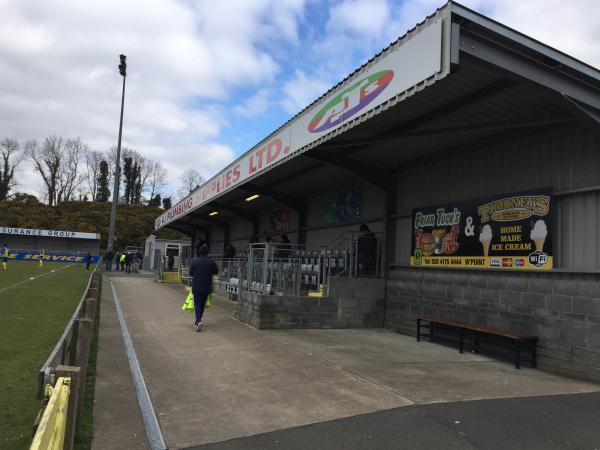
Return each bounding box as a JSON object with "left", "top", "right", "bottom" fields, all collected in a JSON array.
[{"left": 30, "top": 377, "right": 71, "bottom": 450}]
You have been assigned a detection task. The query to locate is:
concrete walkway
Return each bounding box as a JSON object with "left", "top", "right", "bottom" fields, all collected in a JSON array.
[{"left": 92, "top": 276, "right": 600, "bottom": 449}]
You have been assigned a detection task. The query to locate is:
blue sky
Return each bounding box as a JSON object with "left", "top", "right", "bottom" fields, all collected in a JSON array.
[{"left": 1, "top": 0, "right": 598, "bottom": 201}]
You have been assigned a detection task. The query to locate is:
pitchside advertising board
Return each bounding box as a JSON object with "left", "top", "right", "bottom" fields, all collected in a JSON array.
[
  {"left": 156, "top": 19, "right": 445, "bottom": 230},
  {"left": 410, "top": 190, "right": 553, "bottom": 270},
  {"left": 3, "top": 252, "right": 101, "bottom": 264}
]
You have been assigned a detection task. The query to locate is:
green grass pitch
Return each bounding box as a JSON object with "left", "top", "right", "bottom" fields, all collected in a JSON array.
[{"left": 0, "top": 261, "right": 93, "bottom": 450}]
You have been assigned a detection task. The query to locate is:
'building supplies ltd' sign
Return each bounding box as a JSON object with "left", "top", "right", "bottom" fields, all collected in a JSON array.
[{"left": 411, "top": 190, "right": 552, "bottom": 270}]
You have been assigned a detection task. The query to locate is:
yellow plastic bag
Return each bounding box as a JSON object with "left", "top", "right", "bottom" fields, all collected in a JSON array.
[{"left": 181, "top": 291, "right": 194, "bottom": 311}]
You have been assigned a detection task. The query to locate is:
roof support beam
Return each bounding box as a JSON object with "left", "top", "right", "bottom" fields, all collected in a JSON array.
[
  {"left": 321, "top": 79, "right": 515, "bottom": 152},
  {"left": 239, "top": 183, "right": 306, "bottom": 212},
  {"left": 304, "top": 150, "right": 390, "bottom": 191},
  {"left": 318, "top": 118, "right": 575, "bottom": 149},
  {"left": 393, "top": 119, "right": 580, "bottom": 174},
  {"left": 459, "top": 29, "right": 600, "bottom": 111},
  {"left": 560, "top": 94, "right": 600, "bottom": 128},
  {"left": 210, "top": 201, "right": 257, "bottom": 223}
]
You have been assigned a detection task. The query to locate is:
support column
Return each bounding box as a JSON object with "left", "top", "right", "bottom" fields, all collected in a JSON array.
[{"left": 297, "top": 207, "right": 307, "bottom": 245}]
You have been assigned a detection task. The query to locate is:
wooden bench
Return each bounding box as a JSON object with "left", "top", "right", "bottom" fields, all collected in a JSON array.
[{"left": 417, "top": 316, "right": 537, "bottom": 369}]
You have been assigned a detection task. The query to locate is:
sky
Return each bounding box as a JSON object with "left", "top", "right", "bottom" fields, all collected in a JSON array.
[{"left": 1, "top": 0, "right": 599, "bottom": 201}]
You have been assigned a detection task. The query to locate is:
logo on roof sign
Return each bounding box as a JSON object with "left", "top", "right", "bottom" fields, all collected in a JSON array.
[{"left": 308, "top": 70, "right": 394, "bottom": 134}]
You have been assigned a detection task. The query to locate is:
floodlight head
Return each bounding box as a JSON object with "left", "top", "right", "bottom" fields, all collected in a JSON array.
[{"left": 118, "top": 54, "right": 127, "bottom": 77}]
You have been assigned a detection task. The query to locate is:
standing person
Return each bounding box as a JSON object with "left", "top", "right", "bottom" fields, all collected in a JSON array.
[
  {"left": 125, "top": 252, "right": 133, "bottom": 274},
  {"left": 114, "top": 252, "right": 120, "bottom": 271},
  {"left": 189, "top": 245, "right": 218, "bottom": 332},
  {"left": 357, "top": 224, "right": 377, "bottom": 276},
  {"left": 1, "top": 243, "right": 8, "bottom": 271},
  {"left": 120, "top": 252, "right": 126, "bottom": 271},
  {"left": 224, "top": 241, "right": 236, "bottom": 259},
  {"left": 38, "top": 248, "right": 45, "bottom": 267},
  {"left": 105, "top": 249, "right": 114, "bottom": 272},
  {"left": 167, "top": 254, "right": 175, "bottom": 271},
  {"left": 86, "top": 252, "right": 93, "bottom": 270}
]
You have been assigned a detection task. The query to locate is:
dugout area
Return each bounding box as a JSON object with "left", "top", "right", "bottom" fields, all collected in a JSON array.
[{"left": 155, "top": 2, "right": 600, "bottom": 381}]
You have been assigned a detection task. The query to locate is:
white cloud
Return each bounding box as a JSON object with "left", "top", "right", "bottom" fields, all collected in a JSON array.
[
  {"left": 327, "top": 0, "right": 391, "bottom": 37},
  {"left": 280, "top": 70, "right": 331, "bottom": 114},
  {"left": 233, "top": 89, "right": 272, "bottom": 118},
  {"left": 0, "top": 0, "right": 306, "bottom": 198}
]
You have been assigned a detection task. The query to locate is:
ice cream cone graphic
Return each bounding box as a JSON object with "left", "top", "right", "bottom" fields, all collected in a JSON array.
[
  {"left": 531, "top": 220, "right": 547, "bottom": 252},
  {"left": 479, "top": 225, "right": 493, "bottom": 257}
]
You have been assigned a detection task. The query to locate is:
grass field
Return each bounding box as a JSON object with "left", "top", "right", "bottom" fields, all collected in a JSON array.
[{"left": 0, "top": 260, "right": 93, "bottom": 450}]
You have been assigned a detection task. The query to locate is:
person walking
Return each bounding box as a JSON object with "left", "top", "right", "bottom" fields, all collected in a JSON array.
[
  {"left": 120, "top": 252, "right": 126, "bottom": 271},
  {"left": 1, "top": 243, "right": 9, "bottom": 271},
  {"left": 38, "top": 248, "right": 45, "bottom": 267},
  {"left": 125, "top": 252, "right": 133, "bottom": 274},
  {"left": 189, "top": 244, "right": 218, "bottom": 332},
  {"left": 86, "top": 252, "right": 93, "bottom": 270},
  {"left": 104, "top": 249, "right": 114, "bottom": 271}
]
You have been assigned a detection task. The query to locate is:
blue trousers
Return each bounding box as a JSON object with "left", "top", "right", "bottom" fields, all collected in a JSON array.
[
  {"left": 105, "top": 259, "right": 113, "bottom": 271},
  {"left": 193, "top": 292, "right": 209, "bottom": 323}
]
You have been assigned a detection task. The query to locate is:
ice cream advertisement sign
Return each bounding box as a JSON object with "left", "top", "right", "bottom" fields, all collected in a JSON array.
[{"left": 411, "top": 190, "right": 553, "bottom": 270}]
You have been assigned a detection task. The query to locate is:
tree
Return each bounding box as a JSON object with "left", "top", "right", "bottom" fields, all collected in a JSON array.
[
  {"left": 25, "top": 136, "right": 63, "bottom": 207},
  {"left": 84, "top": 149, "right": 104, "bottom": 201},
  {"left": 146, "top": 160, "right": 167, "bottom": 203},
  {"left": 56, "top": 137, "right": 86, "bottom": 203},
  {"left": 148, "top": 193, "right": 162, "bottom": 208},
  {"left": 97, "top": 160, "right": 111, "bottom": 202},
  {"left": 178, "top": 168, "right": 204, "bottom": 198},
  {"left": 162, "top": 196, "right": 172, "bottom": 210},
  {"left": 0, "top": 138, "right": 22, "bottom": 201}
]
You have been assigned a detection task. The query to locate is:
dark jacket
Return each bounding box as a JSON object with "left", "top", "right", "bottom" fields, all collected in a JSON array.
[{"left": 189, "top": 255, "right": 218, "bottom": 293}]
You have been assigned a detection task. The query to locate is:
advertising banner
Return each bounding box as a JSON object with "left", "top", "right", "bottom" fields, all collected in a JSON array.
[
  {"left": 270, "top": 208, "right": 290, "bottom": 232},
  {"left": 411, "top": 190, "right": 553, "bottom": 270},
  {"left": 4, "top": 252, "right": 101, "bottom": 264},
  {"left": 0, "top": 227, "right": 100, "bottom": 240},
  {"left": 324, "top": 190, "right": 363, "bottom": 224},
  {"left": 156, "top": 19, "right": 446, "bottom": 230}
]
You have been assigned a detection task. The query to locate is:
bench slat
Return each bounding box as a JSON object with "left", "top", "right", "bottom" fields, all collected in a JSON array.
[{"left": 418, "top": 316, "right": 537, "bottom": 341}]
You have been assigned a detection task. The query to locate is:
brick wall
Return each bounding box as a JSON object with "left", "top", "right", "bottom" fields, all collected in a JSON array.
[{"left": 386, "top": 267, "right": 600, "bottom": 381}]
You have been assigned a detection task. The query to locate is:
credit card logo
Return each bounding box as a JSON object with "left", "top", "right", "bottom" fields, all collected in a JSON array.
[{"left": 502, "top": 258, "right": 513, "bottom": 267}]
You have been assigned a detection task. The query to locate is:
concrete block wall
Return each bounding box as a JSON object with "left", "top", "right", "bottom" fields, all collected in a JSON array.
[
  {"left": 235, "top": 293, "right": 339, "bottom": 329},
  {"left": 235, "top": 276, "right": 386, "bottom": 329},
  {"left": 386, "top": 267, "right": 600, "bottom": 382}
]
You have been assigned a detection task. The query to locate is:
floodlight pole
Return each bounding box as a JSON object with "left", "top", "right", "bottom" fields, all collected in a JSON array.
[{"left": 107, "top": 54, "right": 127, "bottom": 252}]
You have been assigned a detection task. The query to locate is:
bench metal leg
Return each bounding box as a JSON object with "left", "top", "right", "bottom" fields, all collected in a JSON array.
[
  {"left": 417, "top": 318, "right": 421, "bottom": 342},
  {"left": 515, "top": 344, "right": 521, "bottom": 369},
  {"left": 459, "top": 328, "right": 464, "bottom": 353},
  {"left": 531, "top": 342, "right": 537, "bottom": 368}
]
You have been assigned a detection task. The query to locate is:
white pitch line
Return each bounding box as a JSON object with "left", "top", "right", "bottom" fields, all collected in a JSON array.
[{"left": 0, "top": 264, "right": 73, "bottom": 294}]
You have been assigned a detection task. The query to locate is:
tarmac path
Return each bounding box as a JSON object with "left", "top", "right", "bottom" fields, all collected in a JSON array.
[{"left": 92, "top": 275, "right": 600, "bottom": 449}]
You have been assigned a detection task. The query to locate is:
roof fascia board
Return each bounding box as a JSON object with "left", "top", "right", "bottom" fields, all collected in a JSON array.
[
  {"left": 450, "top": 1, "right": 600, "bottom": 84},
  {"left": 458, "top": 29, "right": 600, "bottom": 111}
]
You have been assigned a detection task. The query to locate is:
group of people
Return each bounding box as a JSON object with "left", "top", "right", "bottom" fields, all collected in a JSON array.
[{"left": 103, "top": 249, "right": 140, "bottom": 274}]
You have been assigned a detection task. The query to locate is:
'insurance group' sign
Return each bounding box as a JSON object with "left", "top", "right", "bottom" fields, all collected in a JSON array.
[
  {"left": 411, "top": 190, "right": 553, "bottom": 270},
  {"left": 0, "top": 227, "right": 100, "bottom": 240}
]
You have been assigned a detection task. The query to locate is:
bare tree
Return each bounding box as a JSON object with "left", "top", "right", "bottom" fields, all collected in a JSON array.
[
  {"left": 84, "top": 149, "right": 104, "bottom": 201},
  {"left": 0, "top": 138, "right": 23, "bottom": 200},
  {"left": 25, "top": 136, "right": 63, "bottom": 206},
  {"left": 178, "top": 168, "right": 204, "bottom": 199},
  {"left": 146, "top": 160, "right": 168, "bottom": 202},
  {"left": 57, "top": 137, "right": 86, "bottom": 202}
]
